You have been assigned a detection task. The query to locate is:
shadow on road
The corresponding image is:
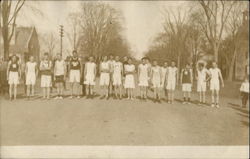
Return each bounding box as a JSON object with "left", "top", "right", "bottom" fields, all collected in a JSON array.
[{"left": 228, "top": 103, "right": 249, "bottom": 127}]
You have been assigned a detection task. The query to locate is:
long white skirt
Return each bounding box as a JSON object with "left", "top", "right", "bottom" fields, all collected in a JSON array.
[{"left": 124, "top": 74, "right": 135, "bottom": 89}]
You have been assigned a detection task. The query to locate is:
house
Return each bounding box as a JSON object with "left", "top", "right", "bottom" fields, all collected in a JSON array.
[{"left": 0, "top": 26, "right": 40, "bottom": 62}]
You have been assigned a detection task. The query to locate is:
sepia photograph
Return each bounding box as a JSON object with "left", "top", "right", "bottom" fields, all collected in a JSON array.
[{"left": 0, "top": 0, "right": 249, "bottom": 158}]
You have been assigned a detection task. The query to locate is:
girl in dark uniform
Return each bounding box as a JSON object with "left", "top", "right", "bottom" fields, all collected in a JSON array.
[
  {"left": 7, "top": 55, "right": 21, "bottom": 100},
  {"left": 180, "top": 63, "right": 193, "bottom": 104}
]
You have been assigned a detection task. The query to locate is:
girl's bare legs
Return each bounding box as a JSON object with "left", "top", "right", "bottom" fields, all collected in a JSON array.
[
  {"left": 171, "top": 90, "right": 175, "bottom": 103},
  {"left": 187, "top": 91, "right": 191, "bottom": 104},
  {"left": 13, "top": 84, "right": 17, "bottom": 100},
  {"left": 167, "top": 90, "right": 171, "bottom": 103},
  {"left": 46, "top": 87, "right": 50, "bottom": 99},
  {"left": 119, "top": 86, "right": 122, "bottom": 98},
  {"left": 85, "top": 85, "right": 89, "bottom": 96},
  {"left": 9, "top": 84, "right": 13, "bottom": 100},
  {"left": 60, "top": 83, "right": 64, "bottom": 97},
  {"left": 202, "top": 91, "right": 206, "bottom": 103},
  {"left": 27, "top": 85, "right": 30, "bottom": 97},
  {"left": 105, "top": 85, "right": 109, "bottom": 98},
  {"left": 131, "top": 88, "right": 134, "bottom": 100},
  {"left": 215, "top": 90, "right": 220, "bottom": 107},
  {"left": 127, "top": 88, "right": 130, "bottom": 99},
  {"left": 31, "top": 85, "right": 35, "bottom": 96},
  {"left": 42, "top": 87, "right": 46, "bottom": 99},
  {"left": 157, "top": 88, "right": 161, "bottom": 100},
  {"left": 90, "top": 85, "right": 94, "bottom": 96},
  {"left": 154, "top": 88, "right": 157, "bottom": 100},
  {"left": 140, "top": 87, "right": 144, "bottom": 99},
  {"left": 211, "top": 90, "right": 215, "bottom": 107},
  {"left": 199, "top": 92, "right": 202, "bottom": 103}
]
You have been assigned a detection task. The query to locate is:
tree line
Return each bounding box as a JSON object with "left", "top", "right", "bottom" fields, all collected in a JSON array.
[{"left": 145, "top": 0, "right": 248, "bottom": 81}]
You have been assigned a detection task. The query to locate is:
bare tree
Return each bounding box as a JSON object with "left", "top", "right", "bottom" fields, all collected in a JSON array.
[
  {"left": 77, "top": 2, "right": 124, "bottom": 57},
  {"left": 66, "top": 12, "right": 80, "bottom": 51},
  {"left": 40, "top": 33, "right": 58, "bottom": 58},
  {"left": 197, "top": 0, "right": 236, "bottom": 62},
  {"left": 0, "top": 0, "right": 25, "bottom": 60},
  {"left": 162, "top": 8, "right": 190, "bottom": 73},
  {"left": 223, "top": 2, "right": 248, "bottom": 81}
]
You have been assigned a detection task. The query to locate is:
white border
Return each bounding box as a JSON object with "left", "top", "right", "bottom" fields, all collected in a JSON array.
[{"left": 0, "top": 146, "right": 249, "bottom": 158}]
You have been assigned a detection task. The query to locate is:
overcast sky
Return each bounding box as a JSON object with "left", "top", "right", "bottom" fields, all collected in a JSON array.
[{"left": 17, "top": 1, "right": 187, "bottom": 58}]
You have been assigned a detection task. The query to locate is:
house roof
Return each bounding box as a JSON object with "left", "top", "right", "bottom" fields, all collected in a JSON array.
[{"left": 15, "top": 27, "right": 35, "bottom": 52}]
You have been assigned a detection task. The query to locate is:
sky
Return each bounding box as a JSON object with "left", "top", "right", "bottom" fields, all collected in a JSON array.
[{"left": 17, "top": 1, "right": 187, "bottom": 59}]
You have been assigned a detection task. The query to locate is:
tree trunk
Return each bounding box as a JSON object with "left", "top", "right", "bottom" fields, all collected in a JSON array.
[
  {"left": 213, "top": 45, "right": 219, "bottom": 63},
  {"left": 177, "top": 52, "right": 181, "bottom": 81},
  {"left": 227, "top": 49, "right": 237, "bottom": 81},
  {"left": 2, "top": 26, "right": 9, "bottom": 60}
]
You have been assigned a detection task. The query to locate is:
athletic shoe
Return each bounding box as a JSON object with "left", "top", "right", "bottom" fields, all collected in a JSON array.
[
  {"left": 69, "top": 96, "right": 73, "bottom": 99},
  {"left": 211, "top": 103, "right": 215, "bottom": 107},
  {"left": 216, "top": 104, "right": 220, "bottom": 108},
  {"left": 59, "top": 96, "right": 63, "bottom": 99}
]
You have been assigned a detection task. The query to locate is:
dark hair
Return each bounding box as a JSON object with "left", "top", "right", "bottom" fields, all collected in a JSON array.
[
  {"left": 44, "top": 52, "right": 49, "bottom": 56},
  {"left": 199, "top": 63, "right": 204, "bottom": 67}
]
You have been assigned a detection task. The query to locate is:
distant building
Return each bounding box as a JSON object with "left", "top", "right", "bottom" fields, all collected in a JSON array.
[{"left": 0, "top": 26, "right": 40, "bottom": 62}]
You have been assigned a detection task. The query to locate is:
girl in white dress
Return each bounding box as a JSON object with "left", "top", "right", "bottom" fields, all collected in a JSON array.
[
  {"left": 161, "top": 62, "right": 168, "bottom": 100},
  {"left": 138, "top": 57, "right": 150, "bottom": 100},
  {"left": 196, "top": 62, "right": 209, "bottom": 105},
  {"left": 166, "top": 61, "right": 178, "bottom": 104},
  {"left": 124, "top": 58, "right": 135, "bottom": 100},
  {"left": 25, "top": 56, "right": 38, "bottom": 99},
  {"left": 113, "top": 56, "right": 123, "bottom": 99},
  {"left": 208, "top": 62, "right": 224, "bottom": 108},
  {"left": 99, "top": 56, "right": 110, "bottom": 99},
  {"left": 84, "top": 56, "right": 96, "bottom": 98},
  {"left": 151, "top": 60, "right": 162, "bottom": 103}
]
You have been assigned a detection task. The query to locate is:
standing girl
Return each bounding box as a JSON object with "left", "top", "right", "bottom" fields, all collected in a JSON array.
[
  {"left": 113, "top": 56, "right": 123, "bottom": 99},
  {"left": 196, "top": 63, "right": 209, "bottom": 105},
  {"left": 151, "top": 60, "right": 162, "bottom": 103},
  {"left": 40, "top": 53, "right": 52, "bottom": 99},
  {"left": 209, "top": 61, "right": 224, "bottom": 108},
  {"left": 138, "top": 57, "right": 150, "bottom": 100},
  {"left": 166, "top": 61, "right": 178, "bottom": 104},
  {"left": 180, "top": 63, "right": 193, "bottom": 104},
  {"left": 25, "top": 55, "right": 38, "bottom": 99},
  {"left": 99, "top": 55, "right": 110, "bottom": 99},
  {"left": 7, "top": 55, "right": 21, "bottom": 100},
  {"left": 124, "top": 58, "right": 136, "bottom": 100},
  {"left": 84, "top": 56, "right": 96, "bottom": 98}
]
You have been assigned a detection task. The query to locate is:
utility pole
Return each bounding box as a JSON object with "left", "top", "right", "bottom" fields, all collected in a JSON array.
[{"left": 59, "top": 25, "right": 64, "bottom": 55}]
